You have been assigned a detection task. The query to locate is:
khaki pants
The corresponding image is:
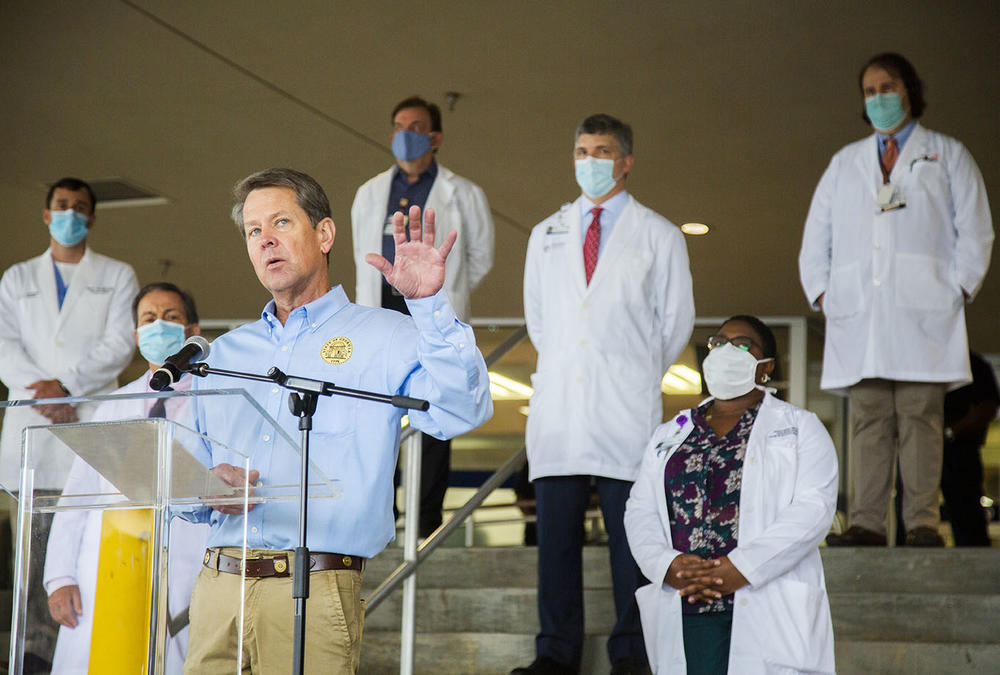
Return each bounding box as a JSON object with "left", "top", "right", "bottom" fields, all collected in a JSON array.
[
  {"left": 848, "top": 379, "right": 946, "bottom": 535},
  {"left": 184, "top": 548, "right": 365, "bottom": 674}
]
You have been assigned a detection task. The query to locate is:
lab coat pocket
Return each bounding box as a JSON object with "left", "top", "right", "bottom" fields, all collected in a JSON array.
[
  {"left": 823, "top": 262, "right": 863, "bottom": 320},
  {"left": 635, "top": 583, "right": 684, "bottom": 674},
  {"left": 755, "top": 579, "right": 832, "bottom": 672},
  {"left": 894, "top": 253, "right": 960, "bottom": 310}
]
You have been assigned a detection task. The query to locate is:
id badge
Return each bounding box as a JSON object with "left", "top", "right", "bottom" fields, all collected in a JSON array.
[{"left": 876, "top": 184, "right": 905, "bottom": 212}]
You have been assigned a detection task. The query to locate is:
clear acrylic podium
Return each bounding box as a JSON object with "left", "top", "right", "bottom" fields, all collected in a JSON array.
[{"left": 2, "top": 388, "right": 340, "bottom": 675}]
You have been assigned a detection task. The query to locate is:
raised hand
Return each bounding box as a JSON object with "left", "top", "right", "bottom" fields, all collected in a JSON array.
[{"left": 364, "top": 205, "right": 457, "bottom": 300}]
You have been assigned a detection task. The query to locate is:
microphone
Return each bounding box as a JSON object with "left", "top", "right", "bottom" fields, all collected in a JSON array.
[{"left": 150, "top": 335, "right": 211, "bottom": 391}]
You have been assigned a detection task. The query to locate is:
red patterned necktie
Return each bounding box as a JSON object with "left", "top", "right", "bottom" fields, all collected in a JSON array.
[
  {"left": 880, "top": 137, "right": 898, "bottom": 184},
  {"left": 583, "top": 206, "right": 602, "bottom": 285}
]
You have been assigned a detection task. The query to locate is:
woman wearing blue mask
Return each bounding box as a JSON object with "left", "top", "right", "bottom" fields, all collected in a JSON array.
[{"left": 624, "top": 315, "right": 838, "bottom": 675}]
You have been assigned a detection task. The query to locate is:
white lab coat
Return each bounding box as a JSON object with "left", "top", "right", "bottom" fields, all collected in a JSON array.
[
  {"left": 624, "top": 394, "right": 838, "bottom": 674},
  {"left": 43, "top": 373, "right": 209, "bottom": 675},
  {"left": 351, "top": 163, "right": 494, "bottom": 321},
  {"left": 0, "top": 247, "right": 137, "bottom": 489},
  {"left": 799, "top": 124, "right": 993, "bottom": 394},
  {"left": 523, "top": 195, "right": 695, "bottom": 481}
]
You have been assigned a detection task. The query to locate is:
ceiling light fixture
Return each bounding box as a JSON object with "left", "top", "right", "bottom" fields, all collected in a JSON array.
[{"left": 680, "top": 222, "right": 710, "bottom": 235}]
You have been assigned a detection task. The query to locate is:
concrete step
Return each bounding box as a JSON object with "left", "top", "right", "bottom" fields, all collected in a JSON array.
[
  {"left": 365, "top": 547, "right": 1000, "bottom": 594},
  {"left": 833, "top": 641, "right": 1000, "bottom": 675},
  {"left": 830, "top": 593, "right": 999, "bottom": 643},
  {"left": 361, "top": 546, "right": 1000, "bottom": 673},
  {"left": 820, "top": 548, "right": 1000, "bottom": 594},
  {"left": 359, "top": 632, "right": 611, "bottom": 675},
  {"left": 359, "top": 634, "right": 1000, "bottom": 675},
  {"left": 364, "top": 546, "right": 611, "bottom": 590}
]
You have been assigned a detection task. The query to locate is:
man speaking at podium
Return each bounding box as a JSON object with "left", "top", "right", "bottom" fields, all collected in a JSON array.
[{"left": 183, "top": 168, "right": 492, "bottom": 673}]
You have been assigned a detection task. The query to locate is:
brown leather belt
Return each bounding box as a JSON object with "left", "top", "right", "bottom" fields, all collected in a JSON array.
[{"left": 203, "top": 549, "right": 364, "bottom": 578}]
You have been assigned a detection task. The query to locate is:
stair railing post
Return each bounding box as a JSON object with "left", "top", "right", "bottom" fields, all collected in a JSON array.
[{"left": 400, "top": 431, "right": 422, "bottom": 675}]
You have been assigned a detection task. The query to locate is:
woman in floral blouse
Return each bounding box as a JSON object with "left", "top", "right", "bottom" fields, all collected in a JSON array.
[{"left": 625, "top": 316, "right": 838, "bottom": 675}]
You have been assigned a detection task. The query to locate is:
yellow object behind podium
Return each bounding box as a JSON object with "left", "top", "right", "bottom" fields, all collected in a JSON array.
[{"left": 90, "top": 509, "right": 155, "bottom": 673}]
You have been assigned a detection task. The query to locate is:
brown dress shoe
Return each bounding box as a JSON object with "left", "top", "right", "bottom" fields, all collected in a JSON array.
[
  {"left": 825, "top": 525, "right": 887, "bottom": 546},
  {"left": 905, "top": 526, "right": 945, "bottom": 547}
]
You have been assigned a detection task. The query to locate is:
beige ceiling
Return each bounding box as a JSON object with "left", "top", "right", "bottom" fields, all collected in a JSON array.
[{"left": 1, "top": 0, "right": 997, "bottom": 352}]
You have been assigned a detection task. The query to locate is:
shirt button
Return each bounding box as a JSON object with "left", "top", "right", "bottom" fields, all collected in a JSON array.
[
  {"left": 281, "top": 346, "right": 289, "bottom": 352},
  {"left": 434, "top": 311, "right": 441, "bottom": 317},
  {"left": 311, "top": 323, "right": 317, "bottom": 329},
  {"left": 873, "top": 278, "right": 882, "bottom": 286},
  {"left": 251, "top": 527, "right": 258, "bottom": 534},
  {"left": 740, "top": 598, "right": 748, "bottom": 606},
  {"left": 272, "top": 387, "right": 279, "bottom": 394},
  {"left": 263, "top": 434, "right": 270, "bottom": 442},
  {"left": 459, "top": 343, "right": 465, "bottom": 348}
]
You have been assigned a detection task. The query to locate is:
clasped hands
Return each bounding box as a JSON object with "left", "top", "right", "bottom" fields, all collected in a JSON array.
[
  {"left": 665, "top": 553, "right": 748, "bottom": 604},
  {"left": 27, "top": 378, "right": 78, "bottom": 424},
  {"left": 365, "top": 205, "right": 456, "bottom": 299}
]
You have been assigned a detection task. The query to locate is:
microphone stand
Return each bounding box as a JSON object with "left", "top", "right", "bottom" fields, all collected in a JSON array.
[{"left": 186, "top": 362, "right": 429, "bottom": 675}]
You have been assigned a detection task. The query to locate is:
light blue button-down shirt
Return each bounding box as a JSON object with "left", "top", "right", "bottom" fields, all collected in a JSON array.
[
  {"left": 191, "top": 286, "right": 492, "bottom": 558},
  {"left": 580, "top": 190, "right": 629, "bottom": 258}
]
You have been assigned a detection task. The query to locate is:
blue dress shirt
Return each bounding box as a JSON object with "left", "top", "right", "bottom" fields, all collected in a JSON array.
[{"left": 191, "top": 286, "right": 492, "bottom": 558}]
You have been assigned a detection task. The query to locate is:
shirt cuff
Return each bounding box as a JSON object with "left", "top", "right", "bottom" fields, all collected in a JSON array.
[
  {"left": 404, "top": 289, "right": 459, "bottom": 331},
  {"left": 45, "top": 576, "right": 77, "bottom": 595}
]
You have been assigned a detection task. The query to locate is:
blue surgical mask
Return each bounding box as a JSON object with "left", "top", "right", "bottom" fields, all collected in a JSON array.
[
  {"left": 865, "top": 93, "right": 907, "bottom": 132},
  {"left": 575, "top": 157, "right": 617, "bottom": 199},
  {"left": 392, "top": 129, "right": 432, "bottom": 161},
  {"left": 137, "top": 319, "right": 186, "bottom": 366},
  {"left": 48, "top": 209, "right": 89, "bottom": 247}
]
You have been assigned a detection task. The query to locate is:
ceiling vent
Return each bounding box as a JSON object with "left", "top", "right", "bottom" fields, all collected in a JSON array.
[{"left": 60, "top": 177, "right": 169, "bottom": 209}]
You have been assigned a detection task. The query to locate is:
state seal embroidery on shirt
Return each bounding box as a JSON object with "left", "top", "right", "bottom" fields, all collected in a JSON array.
[{"left": 320, "top": 337, "right": 353, "bottom": 365}]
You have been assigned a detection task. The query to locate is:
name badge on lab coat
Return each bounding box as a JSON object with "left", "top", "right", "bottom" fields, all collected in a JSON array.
[{"left": 876, "top": 184, "right": 906, "bottom": 213}]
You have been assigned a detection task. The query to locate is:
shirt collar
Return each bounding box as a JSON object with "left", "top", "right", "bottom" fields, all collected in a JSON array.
[
  {"left": 580, "top": 190, "right": 629, "bottom": 227},
  {"left": 261, "top": 286, "right": 350, "bottom": 335},
  {"left": 876, "top": 119, "right": 917, "bottom": 152},
  {"left": 392, "top": 159, "right": 438, "bottom": 186}
]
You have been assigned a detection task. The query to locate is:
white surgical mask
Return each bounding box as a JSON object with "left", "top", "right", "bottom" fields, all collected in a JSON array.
[{"left": 702, "top": 343, "right": 773, "bottom": 400}]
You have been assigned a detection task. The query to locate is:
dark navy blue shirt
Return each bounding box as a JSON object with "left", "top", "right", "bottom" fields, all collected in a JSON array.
[{"left": 382, "top": 161, "right": 438, "bottom": 313}]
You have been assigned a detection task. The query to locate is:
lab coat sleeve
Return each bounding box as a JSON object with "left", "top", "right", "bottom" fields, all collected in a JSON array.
[
  {"left": 624, "top": 439, "right": 682, "bottom": 588},
  {"left": 656, "top": 227, "right": 695, "bottom": 373},
  {"left": 394, "top": 290, "right": 493, "bottom": 439},
  {"left": 57, "top": 264, "right": 138, "bottom": 395},
  {"left": 799, "top": 156, "right": 838, "bottom": 310},
  {"left": 0, "top": 268, "right": 49, "bottom": 389},
  {"left": 350, "top": 183, "right": 369, "bottom": 269},
  {"left": 43, "top": 457, "right": 97, "bottom": 588},
  {"left": 727, "top": 411, "right": 838, "bottom": 588},
  {"left": 523, "top": 228, "right": 544, "bottom": 349},
  {"left": 948, "top": 143, "right": 994, "bottom": 301},
  {"left": 458, "top": 182, "right": 495, "bottom": 290}
]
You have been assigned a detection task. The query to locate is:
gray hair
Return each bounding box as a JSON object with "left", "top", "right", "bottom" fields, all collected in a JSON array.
[
  {"left": 231, "top": 168, "right": 331, "bottom": 233},
  {"left": 574, "top": 113, "right": 634, "bottom": 157}
]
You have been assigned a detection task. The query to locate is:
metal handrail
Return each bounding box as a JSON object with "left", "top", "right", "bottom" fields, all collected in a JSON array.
[
  {"left": 366, "top": 323, "right": 529, "bottom": 614},
  {"left": 366, "top": 447, "right": 526, "bottom": 612}
]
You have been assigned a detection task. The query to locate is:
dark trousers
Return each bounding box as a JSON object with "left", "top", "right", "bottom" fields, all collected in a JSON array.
[
  {"left": 394, "top": 433, "right": 452, "bottom": 539},
  {"left": 941, "top": 441, "right": 990, "bottom": 546},
  {"left": 419, "top": 434, "right": 451, "bottom": 538},
  {"left": 682, "top": 611, "right": 733, "bottom": 675},
  {"left": 534, "top": 475, "right": 646, "bottom": 670}
]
